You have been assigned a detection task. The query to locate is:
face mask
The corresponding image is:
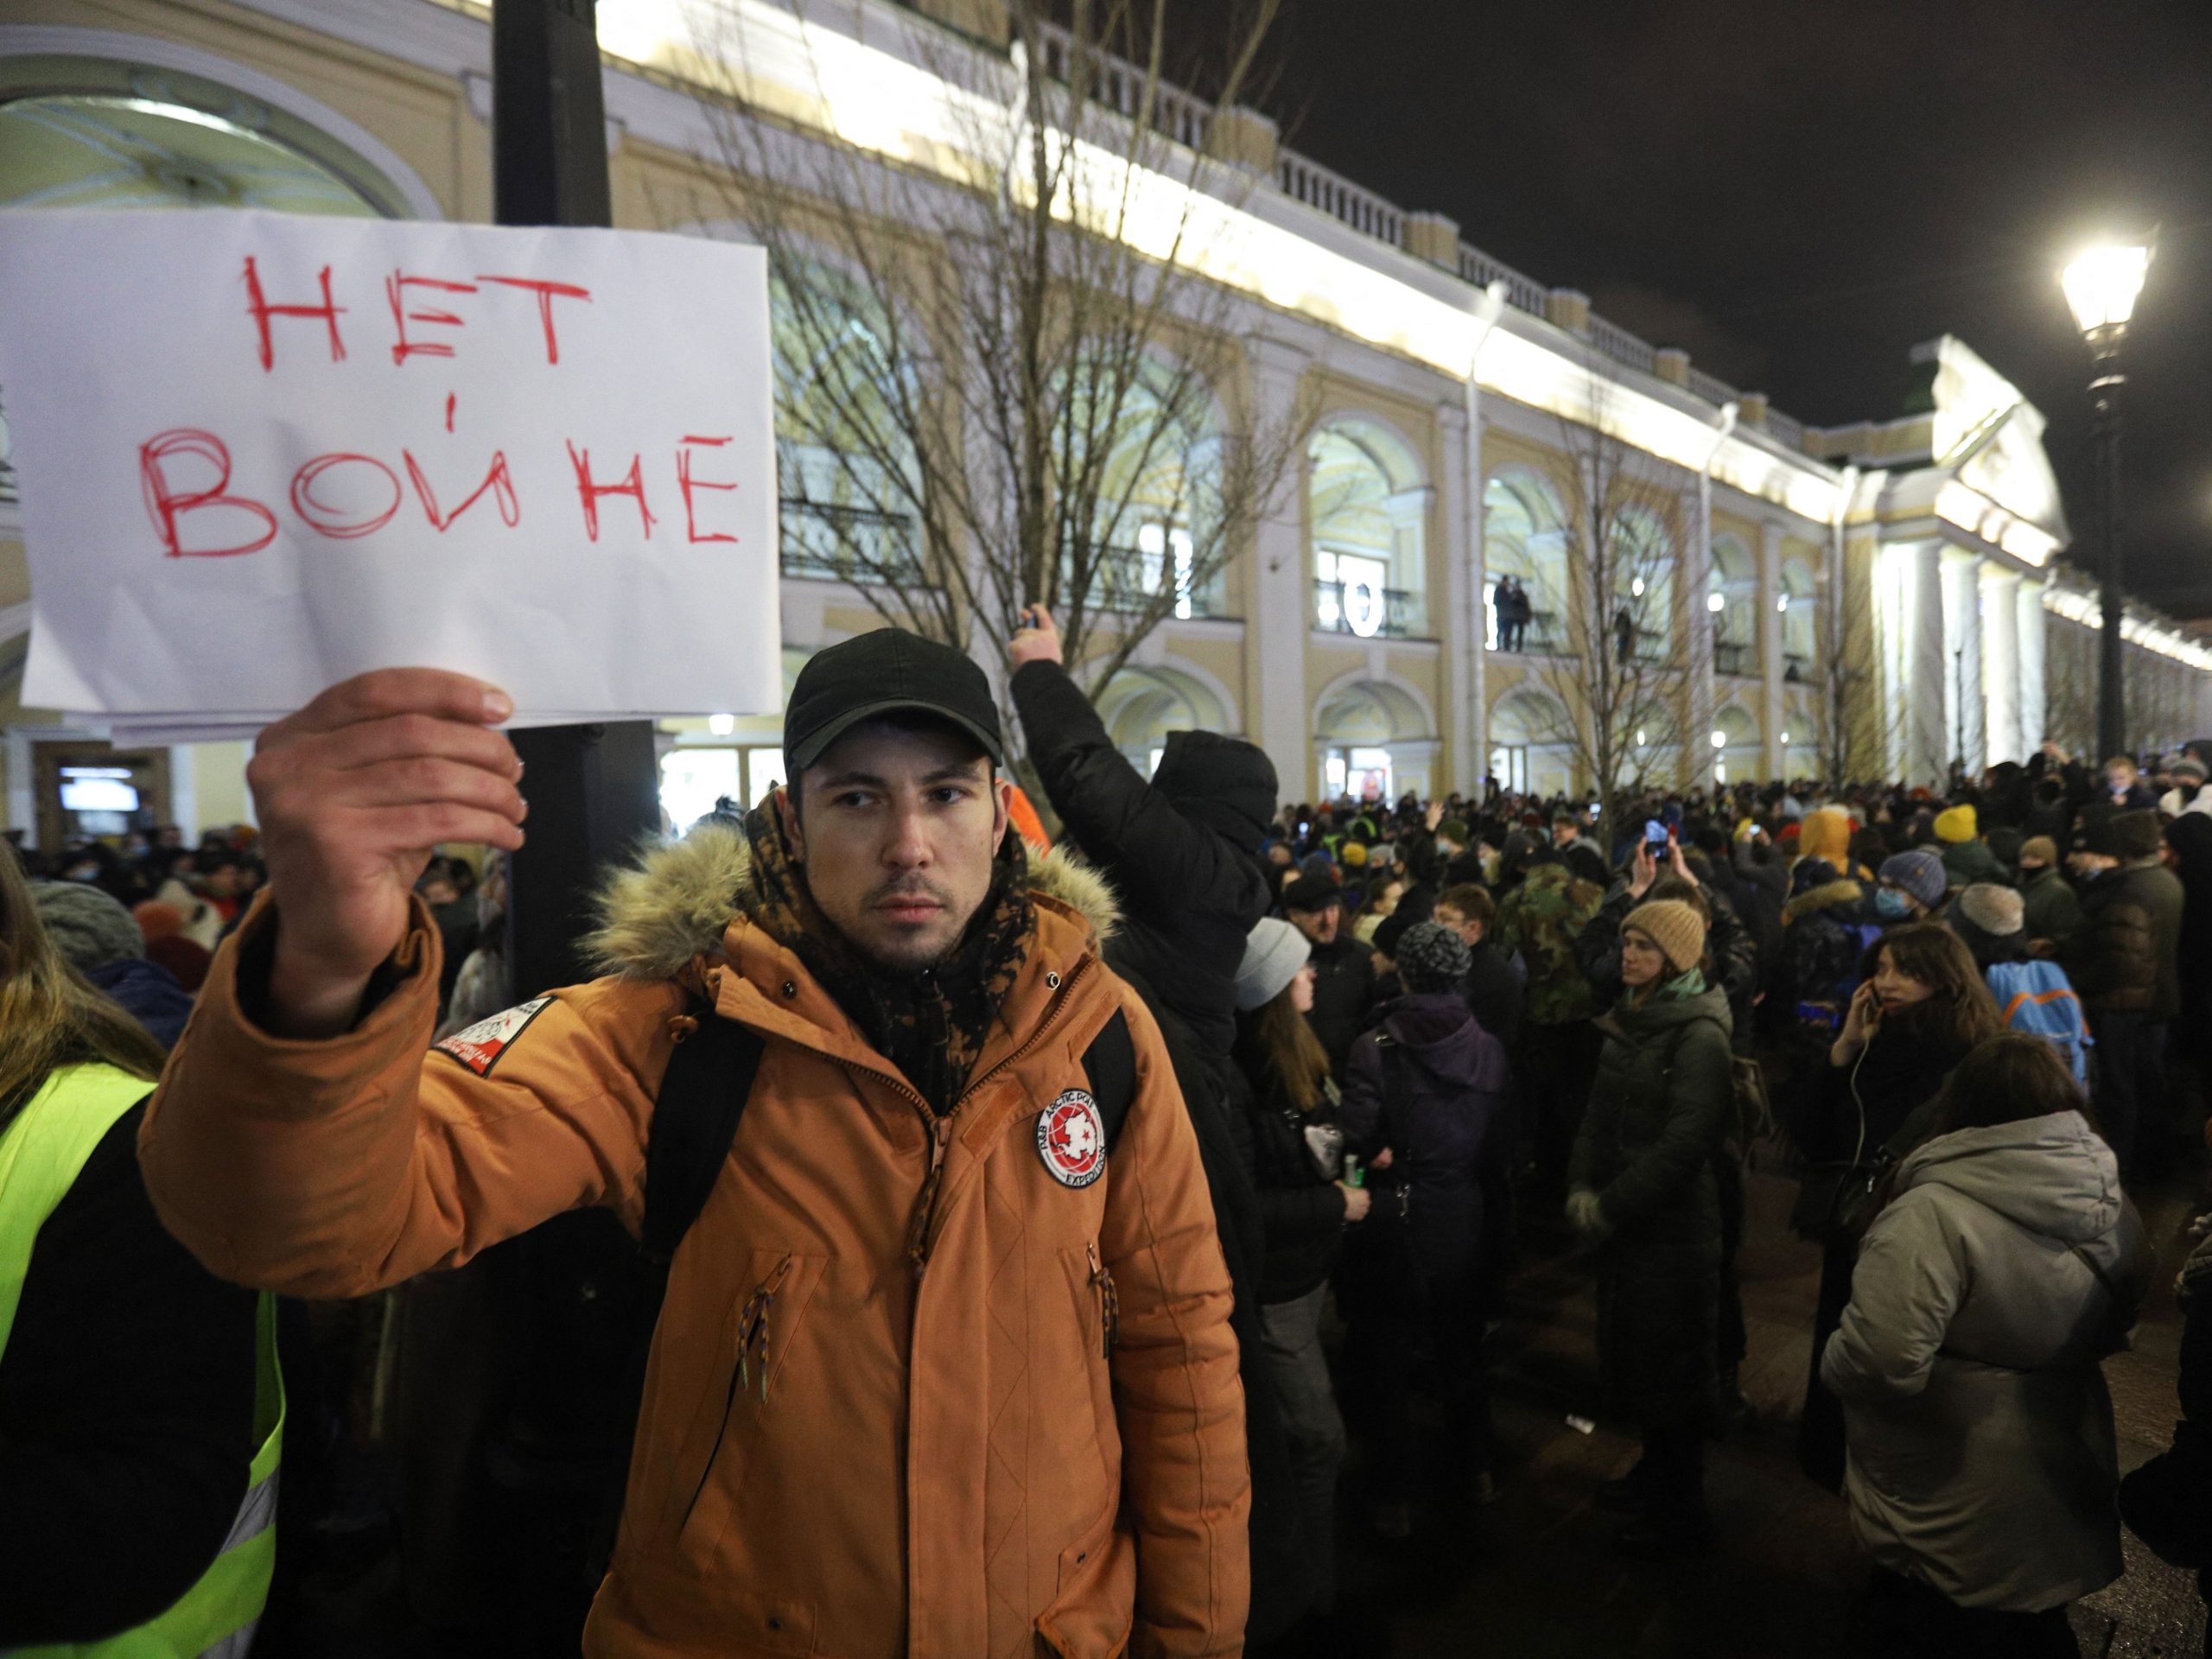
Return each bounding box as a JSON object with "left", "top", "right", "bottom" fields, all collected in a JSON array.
[{"left": 1874, "top": 888, "right": 1912, "bottom": 919}]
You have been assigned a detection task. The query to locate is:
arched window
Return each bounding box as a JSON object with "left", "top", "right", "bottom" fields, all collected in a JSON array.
[
  {"left": 771, "top": 262, "right": 925, "bottom": 586},
  {"left": 1483, "top": 467, "right": 1569, "bottom": 653},
  {"left": 1083, "top": 357, "right": 1224, "bottom": 620},
  {"left": 0, "top": 54, "right": 415, "bottom": 502},
  {"left": 1781, "top": 557, "right": 1818, "bottom": 678},
  {"left": 1311, "top": 419, "right": 1427, "bottom": 639},
  {"left": 1711, "top": 703, "right": 1761, "bottom": 785},
  {"left": 1488, "top": 685, "right": 1577, "bottom": 798},
  {"left": 1316, "top": 676, "right": 1435, "bottom": 802},
  {"left": 1707, "top": 536, "right": 1758, "bottom": 677},
  {"left": 1611, "top": 506, "right": 1675, "bottom": 667},
  {"left": 1094, "top": 663, "right": 1232, "bottom": 774}
]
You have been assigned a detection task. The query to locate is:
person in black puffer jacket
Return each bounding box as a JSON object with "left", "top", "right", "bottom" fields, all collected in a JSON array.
[
  {"left": 1229, "top": 918, "right": 1366, "bottom": 1621},
  {"left": 1337, "top": 922, "right": 1515, "bottom": 1536},
  {"left": 1567, "top": 899, "right": 1736, "bottom": 1559},
  {"left": 1007, "top": 608, "right": 1307, "bottom": 1642}
]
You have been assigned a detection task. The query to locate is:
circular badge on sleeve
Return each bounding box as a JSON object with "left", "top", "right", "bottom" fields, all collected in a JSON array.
[{"left": 1037, "top": 1090, "right": 1107, "bottom": 1188}]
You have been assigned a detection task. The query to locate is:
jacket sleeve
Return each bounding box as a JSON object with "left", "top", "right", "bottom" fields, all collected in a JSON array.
[
  {"left": 1334, "top": 1034, "right": 1386, "bottom": 1152},
  {"left": 1594, "top": 1020, "right": 1731, "bottom": 1233},
  {"left": 137, "top": 894, "right": 677, "bottom": 1298},
  {"left": 1012, "top": 660, "right": 1258, "bottom": 925},
  {"left": 1101, "top": 988, "right": 1249, "bottom": 1655},
  {"left": 1820, "top": 1193, "right": 1964, "bottom": 1403},
  {"left": 2041, "top": 880, "right": 2085, "bottom": 951},
  {"left": 1226, "top": 1091, "right": 1344, "bottom": 1266}
]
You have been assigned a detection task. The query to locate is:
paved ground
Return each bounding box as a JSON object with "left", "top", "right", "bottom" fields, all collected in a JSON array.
[{"left": 1321, "top": 1157, "right": 2211, "bottom": 1659}]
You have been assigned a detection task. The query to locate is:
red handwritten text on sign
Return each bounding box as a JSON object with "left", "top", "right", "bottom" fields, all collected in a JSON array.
[{"left": 142, "top": 258, "right": 739, "bottom": 554}]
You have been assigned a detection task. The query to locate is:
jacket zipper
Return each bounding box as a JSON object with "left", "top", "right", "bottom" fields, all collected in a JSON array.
[
  {"left": 1085, "top": 1240, "right": 1119, "bottom": 1357},
  {"left": 681, "top": 1252, "right": 794, "bottom": 1532},
  {"left": 839, "top": 954, "right": 1100, "bottom": 1276}
]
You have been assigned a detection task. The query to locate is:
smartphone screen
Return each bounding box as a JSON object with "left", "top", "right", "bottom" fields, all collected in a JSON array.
[{"left": 1644, "top": 819, "right": 1667, "bottom": 844}]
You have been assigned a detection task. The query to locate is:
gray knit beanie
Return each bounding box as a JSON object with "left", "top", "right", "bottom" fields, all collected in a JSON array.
[
  {"left": 1955, "top": 883, "right": 2025, "bottom": 938},
  {"left": 32, "top": 880, "right": 145, "bottom": 972},
  {"left": 1236, "top": 917, "right": 1311, "bottom": 1011},
  {"left": 1395, "top": 920, "right": 1471, "bottom": 994},
  {"left": 1878, "top": 849, "right": 1948, "bottom": 912}
]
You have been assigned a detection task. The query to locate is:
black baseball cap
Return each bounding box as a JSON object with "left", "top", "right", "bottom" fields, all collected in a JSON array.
[{"left": 784, "top": 629, "right": 1005, "bottom": 774}]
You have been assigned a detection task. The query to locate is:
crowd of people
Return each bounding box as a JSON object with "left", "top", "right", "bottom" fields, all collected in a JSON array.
[{"left": 5, "top": 613, "right": 2212, "bottom": 1656}]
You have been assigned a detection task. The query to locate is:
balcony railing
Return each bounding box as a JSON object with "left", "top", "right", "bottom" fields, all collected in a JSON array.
[
  {"left": 1277, "top": 150, "right": 1402, "bottom": 245},
  {"left": 1089, "top": 543, "right": 1227, "bottom": 620},
  {"left": 1713, "top": 638, "right": 1755, "bottom": 677},
  {"left": 1491, "top": 607, "right": 1564, "bottom": 656},
  {"left": 1032, "top": 21, "right": 1211, "bottom": 150},
  {"left": 779, "top": 498, "right": 924, "bottom": 584},
  {"left": 1313, "top": 578, "right": 1424, "bottom": 639},
  {"left": 1588, "top": 315, "right": 1657, "bottom": 378}
]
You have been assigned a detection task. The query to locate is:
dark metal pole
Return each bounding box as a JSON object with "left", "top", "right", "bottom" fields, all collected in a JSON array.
[
  {"left": 2091, "top": 335, "right": 2127, "bottom": 763},
  {"left": 493, "top": 0, "right": 662, "bottom": 994}
]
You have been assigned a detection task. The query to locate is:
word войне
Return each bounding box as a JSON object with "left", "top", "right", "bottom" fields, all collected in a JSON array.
[{"left": 138, "top": 257, "right": 741, "bottom": 557}]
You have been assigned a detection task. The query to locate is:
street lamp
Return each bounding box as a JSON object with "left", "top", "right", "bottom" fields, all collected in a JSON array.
[{"left": 2061, "top": 237, "right": 2153, "bottom": 761}]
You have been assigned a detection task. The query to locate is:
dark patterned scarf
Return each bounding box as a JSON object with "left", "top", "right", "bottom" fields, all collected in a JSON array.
[{"left": 741, "top": 800, "right": 1034, "bottom": 1116}]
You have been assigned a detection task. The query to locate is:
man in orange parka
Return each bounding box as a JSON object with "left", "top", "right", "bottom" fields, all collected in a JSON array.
[{"left": 139, "top": 630, "right": 1249, "bottom": 1657}]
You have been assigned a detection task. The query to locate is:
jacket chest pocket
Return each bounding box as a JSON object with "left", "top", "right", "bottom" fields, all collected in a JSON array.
[{"left": 664, "top": 1249, "right": 830, "bottom": 1554}]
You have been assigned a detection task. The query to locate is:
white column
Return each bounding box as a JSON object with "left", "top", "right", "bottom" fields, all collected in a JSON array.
[
  {"left": 1758, "top": 521, "right": 1785, "bottom": 777},
  {"left": 1684, "top": 483, "right": 1716, "bottom": 785},
  {"left": 1980, "top": 567, "right": 2021, "bottom": 765},
  {"left": 1245, "top": 335, "right": 1313, "bottom": 798},
  {"left": 1438, "top": 404, "right": 1478, "bottom": 795},
  {"left": 1938, "top": 550, "right": 1985, "bottom": 775},
  {"left": 2016, "top": 579, "right": 2047, "bottom": 753},
  {"left": 1911, "top": 541, "right": 1948, "bottom": 785}
]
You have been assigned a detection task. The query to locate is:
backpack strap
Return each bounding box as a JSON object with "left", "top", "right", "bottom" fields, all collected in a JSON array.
[
  {"left": 588, "top": 1001, "right": 766, "bottom": 1584},
  {"left": 1082, "top": 1009, "right": 1138, "bottom": 1154}
]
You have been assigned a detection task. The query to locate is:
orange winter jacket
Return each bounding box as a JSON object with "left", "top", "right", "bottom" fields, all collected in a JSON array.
[{"left": 139, "top": 829, "right": 1249, "bottom": 1658}]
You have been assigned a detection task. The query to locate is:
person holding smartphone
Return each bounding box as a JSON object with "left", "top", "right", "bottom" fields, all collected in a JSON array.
[{"left": 1793, "top": 925, "right": 2001, "bottom": 1491}]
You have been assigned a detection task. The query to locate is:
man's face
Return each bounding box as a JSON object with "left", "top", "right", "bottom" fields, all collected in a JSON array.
[
  {"left": 2018, "top": 859, "right": 2045, "bottom": 880},
  {"left": 1552, "top": 821, "right": 1576, "bottom": 847},
  {"left": 1433, "top": 903, "right": 1483, "bottom": 947},
  {"left": 2107, "top": 766, "right": 2136, "bottom": 798},
  {"left": 203, "top": 863, "right": 240, "bottom": 899},
  {"left": 780, "top": 721, "right": 1010, "bottom": 974},
  {"left": 1289, "top": 902, "right": 1339, "bottom": 945}
]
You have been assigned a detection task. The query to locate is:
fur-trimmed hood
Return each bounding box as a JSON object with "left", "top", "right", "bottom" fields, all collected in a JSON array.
[
  {"left": 1783, "top": 878, "right": 1867, "bottom": 928},
  {"left": 582, "top": 820, "right": 1120, "bottom": 982}
]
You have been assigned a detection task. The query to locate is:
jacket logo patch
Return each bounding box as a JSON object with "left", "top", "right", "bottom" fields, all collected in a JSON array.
[
  {"left": 433, "top": 996, "right": 554, "bottom": 1077},
  {"left": 1037, "top": 1090, "right": 1106, "bottom": 1188}
]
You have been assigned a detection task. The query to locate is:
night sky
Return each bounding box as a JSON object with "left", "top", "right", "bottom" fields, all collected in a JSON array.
[{"left": 1271, "top": 0, "right": 2212, "bottom": 618}]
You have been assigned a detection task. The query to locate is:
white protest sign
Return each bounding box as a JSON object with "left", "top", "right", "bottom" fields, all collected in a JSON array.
[{"left": 0, "top": 210, "right": 781, "bottom": 731}]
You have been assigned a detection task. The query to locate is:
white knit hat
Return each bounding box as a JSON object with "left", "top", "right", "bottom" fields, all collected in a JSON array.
[{"left": 1236, "top": 917, "right": 1312, "bottom": 1010}]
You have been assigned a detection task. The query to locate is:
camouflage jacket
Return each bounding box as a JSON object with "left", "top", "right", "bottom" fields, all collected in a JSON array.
[{"left": 1497, "top": 861, "right": 1605, "bottom": 1026}]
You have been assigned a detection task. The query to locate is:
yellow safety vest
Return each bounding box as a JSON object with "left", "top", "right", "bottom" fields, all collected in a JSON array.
[{"left": 0, "top": 1064, "right": 283, "bottom": 1659}]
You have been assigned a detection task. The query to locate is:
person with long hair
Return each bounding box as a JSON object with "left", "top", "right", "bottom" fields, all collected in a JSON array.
[
  {"left": 1229, "top": 917, "right": 1365, "bottom": 1616},
  {"left": 1794, "top": 922, "right": 2003, "bottom": 1490},
  {"left": 1567, "top": 899, "right": 1736, "bottom": 1557},
  {"left": 1824, "top": 1036, "right": 2145, "bottom": 1656},
  {"left": 0, "top": 847, "right": 278, "bottom": 1650}
]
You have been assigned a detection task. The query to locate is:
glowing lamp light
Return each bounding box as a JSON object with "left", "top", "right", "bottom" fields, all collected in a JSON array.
[
  {"left": 1630, "top": 577, "right": 1646, "bottom": 598},
  {"left": 1635, "top": 728, "right": 1648, "bottom": 747},
  {"left": 1780, "top": 730, "right": 1791, "bottom": 746},
  {"left": 708, "top": 713, "right": 736, "bottom": 736},
  {"left": 1710, "top": 729, "right": 1726, "bottom": 750},
  {"left": 1707, "top": 592, "right": 1725, "bottom": 613},
  {"left": 1777, "top": 594, "right": 1791, "bottom": 613},
  {"left": 2061, "top": 242, "right": 2152, "bottom": 337}
]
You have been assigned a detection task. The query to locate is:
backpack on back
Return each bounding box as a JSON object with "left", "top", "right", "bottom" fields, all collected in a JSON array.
[{"left": 1985, "top": 959, "right": 2094, "bottom": 1090}]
